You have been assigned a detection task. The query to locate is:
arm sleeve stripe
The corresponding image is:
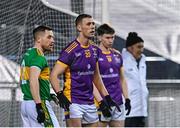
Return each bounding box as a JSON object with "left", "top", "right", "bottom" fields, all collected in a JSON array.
[
  {"left": 65, "top": 42, "right": 78, "bottom": 53},
  {"left": 30, "top": 66, "right": 41, "bottom": 71},
  {"left": 56, "top": 60, "right": 68, "bottom": 68}
]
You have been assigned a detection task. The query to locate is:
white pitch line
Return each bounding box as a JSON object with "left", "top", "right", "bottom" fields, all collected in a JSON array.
[{"left": 149, "top": 97, "right": 174, "bottom": 101}]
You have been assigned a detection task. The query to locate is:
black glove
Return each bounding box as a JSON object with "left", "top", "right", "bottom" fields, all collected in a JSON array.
[
  {"left": 36, "top": 103, "right": 45, "bottom": 123},
  {"left": 50, "top": 93, "right": 59, "bottom": 105},
  {"left": 99, "top": 100, "right": 112, "bottom": 117},
  {"left": 57, "top": 91, "right": 71, "bottom": 111},
  {"left": 125, "top": 98, "right": 131, "bottom": 115},
  {"left": 105, "top": 95, "right": 121, "bottom": 112}
]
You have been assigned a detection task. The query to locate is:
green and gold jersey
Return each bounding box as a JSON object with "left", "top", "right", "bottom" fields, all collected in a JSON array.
[{"left": 20, "top": 48, "right": 51, "bottom": 100}]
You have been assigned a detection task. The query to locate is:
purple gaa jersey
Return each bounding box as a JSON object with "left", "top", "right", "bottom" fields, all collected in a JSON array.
[
  {"left": 57, "top": 39, "right": 98, "bottom": 105},
  {"left": 98, "top": 48, "right": 123, "bottom": 105}
]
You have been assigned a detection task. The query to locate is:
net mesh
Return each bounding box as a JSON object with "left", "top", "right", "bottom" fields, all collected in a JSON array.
[
  {"left": 1, "top": 0, "right": 180, "bottom": 127},
  {"left": 0, "top": 0, "right": 80, "bottom": 126}
]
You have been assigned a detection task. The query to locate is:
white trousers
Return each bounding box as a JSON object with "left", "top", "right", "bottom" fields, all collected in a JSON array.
[{"left": 21, "top": 100, "right": 59, "bottom": 127}]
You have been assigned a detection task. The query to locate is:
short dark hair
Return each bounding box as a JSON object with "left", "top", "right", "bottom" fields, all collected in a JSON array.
[
  {"left": 33, "top": 25, "right": 53, "bottom": 40},
  {"left": 75, "top": 14, "right": 92, "bottom": 27},
  {"left": 97, "top": 24, "right": 115, "bottom": 36}
]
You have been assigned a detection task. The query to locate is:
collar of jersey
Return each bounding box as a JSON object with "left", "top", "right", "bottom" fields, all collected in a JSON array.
[
  {"left": 75, "top": 39, "right": 90, "bottom": 48},
  {"left": 33, "top": 47, "right": 44, "bottom": 56},
  {"left": 102, "top": 50, "right": 111, "bottom": 55}
]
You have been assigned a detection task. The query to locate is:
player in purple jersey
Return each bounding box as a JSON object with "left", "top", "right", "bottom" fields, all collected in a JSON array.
[
  {"left": 94, "top": 24, "right": 131, "bottom": 127},
  {"left": 50, "top": 14, "right": 119, "bottom": 127}
]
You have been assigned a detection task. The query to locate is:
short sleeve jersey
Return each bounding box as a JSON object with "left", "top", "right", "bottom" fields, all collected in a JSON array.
[
  {"left": 97, "top": 48, "right": 123, "bottom": 105},
  {"left": 20, "top": 48, "right": 51, "bottom": 100},
  {"left": 57, "top": 39, "right": 98, "bottom": 105}
]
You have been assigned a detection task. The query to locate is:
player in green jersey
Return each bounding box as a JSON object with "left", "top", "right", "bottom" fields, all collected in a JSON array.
[{"left": 20, "top": 25, "right": 59, "bottom": 127}]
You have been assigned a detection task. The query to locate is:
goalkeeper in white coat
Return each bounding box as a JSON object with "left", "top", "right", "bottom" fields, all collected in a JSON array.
[{"left": 122, "top": 32, "right": 149, "bottom": 127}]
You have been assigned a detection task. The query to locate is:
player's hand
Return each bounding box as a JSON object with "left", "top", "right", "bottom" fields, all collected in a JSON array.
[
  {"left": 57, "top": 91, "right": 71, "bottom": 111},
  {"left": 105, "top": 95, "right": 121, "bottom": 112},
  {"left": 125, "top": 98, "right": 131, "bottom": 115},
  {"left": 36, "top": 103, "right": 45, "bottom": 123},
  {"left": 99, "top": 100, "right": 111, "bottom": 117},
  {"left": 50, "top": 93, "right": 59, "bottom": 105}
]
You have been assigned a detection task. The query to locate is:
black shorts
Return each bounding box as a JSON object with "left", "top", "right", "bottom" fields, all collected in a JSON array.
[{"left": 125, "top": 116, "right": 147, "bottom": 127}]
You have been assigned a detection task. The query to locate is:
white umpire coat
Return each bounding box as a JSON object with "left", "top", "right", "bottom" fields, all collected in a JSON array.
[{"left": 122, "top": 48, "right": 149, "bottom": 117}]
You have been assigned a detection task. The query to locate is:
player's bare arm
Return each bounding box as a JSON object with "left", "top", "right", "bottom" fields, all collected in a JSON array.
[
  {"left": 120, "top": 66, "right": 131, "bottom": 115},
  {"left": 29, "top": 66, "right": 41, "bottom": 103},
  {"left": 93, "top": 84, "right": 103, "bottom": 102},
  {"left": 50, "top": 61, "right": 71, "bottom": 110},
  {"left": 50, "top": 61, "right": 67, "bottom": 92}
]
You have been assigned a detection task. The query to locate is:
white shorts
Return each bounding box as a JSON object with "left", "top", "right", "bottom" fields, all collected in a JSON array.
[
  {"left": 65, "top": 103, "right": 99, "bottom": 124},
  {"left": 99, "top": 104, "right": 125, "bottom": 122},
  {"left": 21, "top": 100, "right": 59, "bottom": 127}
]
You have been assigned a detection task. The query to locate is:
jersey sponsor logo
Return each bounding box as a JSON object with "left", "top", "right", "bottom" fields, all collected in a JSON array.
[
  {"left": 65, "top": 42, "right": 78, "bottom": 53},
  {"left": 76, "top": 64, "right": 94, "bottom": 76},
  {"left": 77, "top": 71, "right": 94, "bottom": 76},
  {"left": 101, "top": 73, "right": 119, "bottom": 78}
]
